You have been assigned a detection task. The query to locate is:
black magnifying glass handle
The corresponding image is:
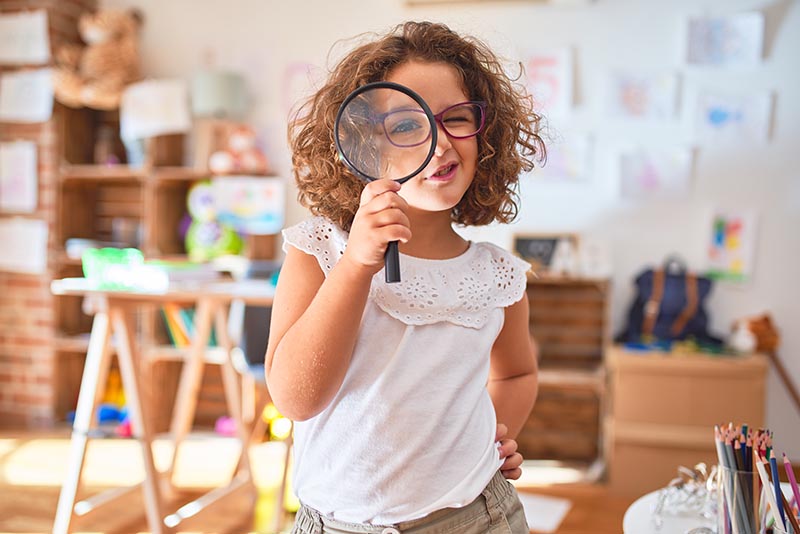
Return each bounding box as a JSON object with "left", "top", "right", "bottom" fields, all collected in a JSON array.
[{"left": 385, "top": 241, "right": 400, "bottom": 283}]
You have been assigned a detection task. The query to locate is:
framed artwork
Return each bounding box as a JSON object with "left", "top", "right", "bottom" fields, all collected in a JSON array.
[{"left": 512, "top": 233, "right": 580, "bottom": 275}]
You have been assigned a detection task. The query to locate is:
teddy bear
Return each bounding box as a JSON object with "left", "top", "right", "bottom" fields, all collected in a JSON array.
[
  {"left": 207, "top": 125, "right": 270, "bottom": 175},
  {"left": 53, "top": 9, "right": 144, "bottom": 110}
]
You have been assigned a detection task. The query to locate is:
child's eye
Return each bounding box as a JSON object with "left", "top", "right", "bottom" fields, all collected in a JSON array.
[
  {"left": 389, "top": 118, "right": 423, "bottom": 134},
  {"left": 443, "top": 110, "right": 475, "bottom": 125}
]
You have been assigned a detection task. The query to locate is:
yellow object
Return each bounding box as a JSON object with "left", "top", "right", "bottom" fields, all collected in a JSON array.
[
  {"left": 261, "top": 402, "right": 281, "bottom": 423},
  {"left": 270, "top": 417, "right": 293, "bottom": 441},
  {"left": 102, "top": 368, "right": 126, "bottom": 408}
]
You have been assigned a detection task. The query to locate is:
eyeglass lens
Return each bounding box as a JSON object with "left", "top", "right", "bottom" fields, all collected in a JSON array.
[{"left": 383, "top": 102, "right": 484, "bottom": 148}]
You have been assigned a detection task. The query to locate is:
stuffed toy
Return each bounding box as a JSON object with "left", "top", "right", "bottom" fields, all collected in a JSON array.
[
  {"left": 53, "top": 9, "right": 144, "bottom": 110},
  {"left": 207, "top": 125, "right": 270, "bottom": 175}
]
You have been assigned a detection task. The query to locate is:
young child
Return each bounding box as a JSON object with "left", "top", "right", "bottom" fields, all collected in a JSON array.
[{"left": 267, "top": 20, "right": 545, "bottom": 534}]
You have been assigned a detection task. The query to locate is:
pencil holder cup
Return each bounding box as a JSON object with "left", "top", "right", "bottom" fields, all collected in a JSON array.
[
  {"left": 758, "top": 503, "right": 796, "bottom": 534},
  {"left": 717, "top": 465, "right": 756, "bottom": 534}
]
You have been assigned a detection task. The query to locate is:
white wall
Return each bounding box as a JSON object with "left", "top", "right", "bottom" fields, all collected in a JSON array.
[{"left": 102, "top": 0, "right": 800, "bottom": 457}]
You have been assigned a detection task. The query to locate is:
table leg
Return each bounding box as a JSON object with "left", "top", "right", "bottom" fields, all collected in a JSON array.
[
  {"left": 164, "top": 298, "right": 215, "bottom": 483},
  {"left": 162, "top": 302, "right": 258, "bottom": 529},
  {"left": 53, "top": 310, "right": 113, "bottom": 534},
  {"left": 111, "top": 304, "right": 167, "bottom": 534},
  {"left": 216, "top": 305, "right": 258, "bottom": 480}
]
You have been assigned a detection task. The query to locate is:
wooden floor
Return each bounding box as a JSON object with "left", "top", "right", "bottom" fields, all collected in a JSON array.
[{"left": 0, "top": 431, "right": 634, "bottom": 534}]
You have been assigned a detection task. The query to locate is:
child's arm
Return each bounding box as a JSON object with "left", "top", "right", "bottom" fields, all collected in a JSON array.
[
  {"left": 265, "top": 179, "right": 411, "bottom": 421},
  {"left": 488, "top": 292, "right": 539, "bottom": 439}
]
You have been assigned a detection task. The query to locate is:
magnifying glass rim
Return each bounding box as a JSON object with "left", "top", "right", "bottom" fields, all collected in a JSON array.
[{"left": 334, "top": 81, "right": 438, "bottom": 184}]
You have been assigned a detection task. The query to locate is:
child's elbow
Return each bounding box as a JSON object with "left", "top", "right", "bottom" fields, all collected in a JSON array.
[
  {"left": 266, "top": 377, "right": 326, "bottom": 422},
  {"left": 270, "top": 397, "right": 323, "bottom": 422}
]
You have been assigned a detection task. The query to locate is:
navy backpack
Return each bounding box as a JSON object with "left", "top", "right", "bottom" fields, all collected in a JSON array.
[{"left": 616, "top": 256, "right": 720, "bottom": 345}]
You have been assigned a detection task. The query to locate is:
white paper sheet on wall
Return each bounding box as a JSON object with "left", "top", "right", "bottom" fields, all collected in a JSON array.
[
  {"left": 686, "top": 12, "right": 764, "bottom": 68},
  {"left": 524, "top": 48, "right": 573, "bottom": 118},
  {"left": 619, "top": 146, "right": 693, "bottom": 199},
  {"left": 0, "top": 10, "right": 51, "bottom": 65},
  {"left": 0, "top": 141, "right": 38, "bottom": 213},
  {"left": 692, "top": 90, "right": 773, "bottom": 143},
  {"left": 606, "top": 71, "right": 678, "bottom": 120},
  {"left": 0, "top": 68, "right": 54, "bottom": 123},
  {"left": 0, "top": 218, "right": 48, "bottom": 274}
]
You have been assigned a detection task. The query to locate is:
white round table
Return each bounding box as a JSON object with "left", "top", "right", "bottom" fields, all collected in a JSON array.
[{"left": 623, "top": 489, "right": 715, "bottom": 534}]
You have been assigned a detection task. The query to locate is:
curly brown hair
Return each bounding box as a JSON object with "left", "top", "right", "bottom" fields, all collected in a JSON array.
[{"left": 289, "top": 21, "right": 546, "bottom": 231}]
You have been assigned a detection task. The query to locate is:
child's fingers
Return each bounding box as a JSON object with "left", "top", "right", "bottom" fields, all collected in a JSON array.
[
  {"left": 359, "top": 179, "right": 401, "bottom": 207},
  {"left": 495, "top": 423, "right": 508, "bottom": 443},
  {"left": 501, "top": 451, "right": 523, "bottom": 470},
  {"left": 364, "top": 188, "right": 409, "bottom": 215},
  {"left": 497, "top": 437, "right": 518, "bottom": 459},
  {"left": 500, "top": 451, "right": 523, "bottom": 480},
  {"left": 501, "top": 466, "right": 523, "bottom": 480}
]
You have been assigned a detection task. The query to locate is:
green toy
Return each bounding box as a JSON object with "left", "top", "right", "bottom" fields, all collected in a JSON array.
[{"left": 184, "top": 181, "right": 242, "bottom": 261}]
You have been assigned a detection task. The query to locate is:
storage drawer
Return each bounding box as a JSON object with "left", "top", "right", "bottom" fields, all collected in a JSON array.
[
  {"left": 608, "top": 350, "right": 767, "bottom": 428},
  {"left": 518, "top": 383, "right": 601, "bottom": 462}
]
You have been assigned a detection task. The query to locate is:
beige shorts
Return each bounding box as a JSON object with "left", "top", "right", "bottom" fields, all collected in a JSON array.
[{"left": 291, "top": 470, "right": 528, "bottom": 534}]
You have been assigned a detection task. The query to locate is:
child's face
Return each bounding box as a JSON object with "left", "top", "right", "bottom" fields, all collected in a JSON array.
[{"left": 385, "top": 60, "right": 478, "bottom": 215}]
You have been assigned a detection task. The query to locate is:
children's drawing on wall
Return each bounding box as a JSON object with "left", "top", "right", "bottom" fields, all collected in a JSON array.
[
  {"left": 212, "top": 176, "right": 285, "bottom": 235},
  {"left": 524, "top": 48, "right": 572, "bottom": 118},
  {"left": 0, "top": 9, "right": 50, "bottom": 64},
  {"left": 606, "top": 71, "right": 678, "bottom": 120},
  {"left": 686, "top": 11, "right": 764, "bottom": 68},
  {"left": 706, "top": 210, "right": 758, "bottom": 283},
  {"left": 0, "top": 141, "right": 37, "bottom": 213},
  {"left": 0, "top": 218, "right": 48, "bottom": 274},
  {"left": 693, "top": 90, "right": 772, "bottom": 143},
  {"left": 531, "top": 132, "right": 591, "bottom": 183},
  {"left": 0, "top": 68, "right": 53, "bottom": 123},
  {"left": 619, "top": 146, "right": 693, "bottom": 199}
]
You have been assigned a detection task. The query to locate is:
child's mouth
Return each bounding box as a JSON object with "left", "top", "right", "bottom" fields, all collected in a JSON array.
[{"left": 428, "top": 164, "right": 456, "bottom": 180}]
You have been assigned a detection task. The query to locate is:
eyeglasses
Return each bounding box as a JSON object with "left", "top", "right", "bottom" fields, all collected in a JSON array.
[{"left": 379, "top": 101, "right": 487, "bottom": 148}]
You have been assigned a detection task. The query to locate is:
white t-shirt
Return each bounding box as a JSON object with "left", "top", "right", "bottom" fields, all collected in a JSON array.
[{"left": 282, "top": 217, "right": 530, "bottom": 525}]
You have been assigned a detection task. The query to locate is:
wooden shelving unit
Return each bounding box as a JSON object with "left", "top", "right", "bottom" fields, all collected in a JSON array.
[
  {"left": 50, "top": 108, "right": 225, "bottom": 426},
  {"left": 51, "top": 114, "right": 279, "bottom": 431},
  {"left": 517, "top": 274, "right": 611, "bottom": 476}
]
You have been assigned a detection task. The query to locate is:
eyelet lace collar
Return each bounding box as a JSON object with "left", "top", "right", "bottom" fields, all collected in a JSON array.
[{"left": 283, "top": 217, "right": 530, "bottom": 329}]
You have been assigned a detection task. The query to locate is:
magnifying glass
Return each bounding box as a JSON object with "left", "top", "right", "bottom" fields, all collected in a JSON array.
[{"left": 334, "top": 81, "right": 437, "bottom": 283}]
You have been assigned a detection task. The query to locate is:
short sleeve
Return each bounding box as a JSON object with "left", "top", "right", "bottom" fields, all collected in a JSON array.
[{"left": 282, "top": 217, "right": 348, "bottom": 275}]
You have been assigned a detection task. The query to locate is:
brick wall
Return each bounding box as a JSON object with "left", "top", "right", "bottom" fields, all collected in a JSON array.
[{"left": 0, "top": 0, "right": 96, "bottom": 428}]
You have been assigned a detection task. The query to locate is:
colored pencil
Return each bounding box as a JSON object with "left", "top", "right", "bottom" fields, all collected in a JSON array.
[
  {"left": 717, "top": 427, "right": 753, "bottom": 532},
  {"left": 771, "top": 454, "right": 787, "bottom": 527},
  {"left": 781, "top": 490, "right": 800, "bottom": 533},
  {"left": 786, "top": 453, "right": 800, "bottom": 518},
  {"left": 755, "top": 453, "right": 785, "bottom": 531}
]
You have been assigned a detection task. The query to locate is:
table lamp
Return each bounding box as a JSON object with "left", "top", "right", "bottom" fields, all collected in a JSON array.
[
  {"left": 190, "top": 70, "right": 248, "bottom": 119},
  {"left": 190, "top": 69, "right": 250, "bottom": 171}
]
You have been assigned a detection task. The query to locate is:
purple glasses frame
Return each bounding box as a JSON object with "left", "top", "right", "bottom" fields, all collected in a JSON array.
[{"left": 379, "top": 101, "right": 487, "bottom": 148}]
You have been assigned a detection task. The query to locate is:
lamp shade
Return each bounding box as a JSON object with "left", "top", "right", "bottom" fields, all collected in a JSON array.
[{"left": 190, "top": 70, "right": 248, "bottom": 119}]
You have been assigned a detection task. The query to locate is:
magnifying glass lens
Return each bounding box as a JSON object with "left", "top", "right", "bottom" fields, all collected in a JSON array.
[{"left": 337, "top": 87, "right": 434, "bottom": 183}]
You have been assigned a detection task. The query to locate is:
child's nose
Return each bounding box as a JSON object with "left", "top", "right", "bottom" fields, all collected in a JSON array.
[{"left": 433, "top": 121, "right": 452, "bottom": 156}]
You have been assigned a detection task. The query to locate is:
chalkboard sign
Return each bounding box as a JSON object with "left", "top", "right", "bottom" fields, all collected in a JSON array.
[{"left": 513, "top": 233, "right": 578, "bottom": 272}]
